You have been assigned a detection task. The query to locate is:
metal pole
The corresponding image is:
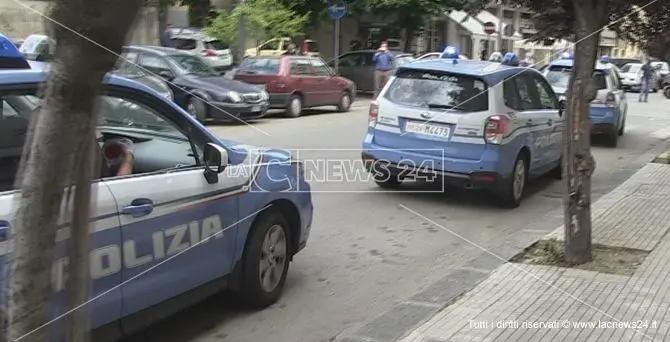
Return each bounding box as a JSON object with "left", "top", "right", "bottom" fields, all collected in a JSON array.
[
  {"left": 496, "top": 1, "right": 504, "bottom": 52},
  {"left": 334, "top": 18, "right": 340, "bottom": 72}
]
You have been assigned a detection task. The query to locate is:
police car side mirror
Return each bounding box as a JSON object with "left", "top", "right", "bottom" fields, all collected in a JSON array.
[
  {"left": 558, "top": 100, "right": 566, "bottom": 117},
  {"left": 203, "top": 143, "right": 228, "bottom": 184}
]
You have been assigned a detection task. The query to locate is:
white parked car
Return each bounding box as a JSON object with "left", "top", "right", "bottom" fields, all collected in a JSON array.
[
  {"left": 619, "top": 62, "right": 660, "bottom": 92},
  {"left": 170, "top": 30, "right": 233, "bottom": 74}
]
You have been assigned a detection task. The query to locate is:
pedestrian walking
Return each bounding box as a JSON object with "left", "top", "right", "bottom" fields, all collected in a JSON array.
[
  {"left": 640, "top": 59, "right": 654, "bottom": 102},
  {"left": 373, "top": 41, "right": 394, "bottom": 98},
  {"left": 161, "top": 23, "right": 173, "bottom": 47}
]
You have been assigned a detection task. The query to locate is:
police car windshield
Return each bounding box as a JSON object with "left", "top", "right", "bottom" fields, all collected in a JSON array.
[
  {"left": 545, "top": 66, "right": 607, "bottom": 89},
  {"left": 385, "top": 68, "right": 488, "bottom": 112}
]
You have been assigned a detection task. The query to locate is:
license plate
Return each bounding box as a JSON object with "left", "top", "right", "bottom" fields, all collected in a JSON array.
[
  {"left": 251, "top": 105, "right": 261, "bottom": 112},
  {"left": 404, "top": 121, "right": 450, "bottom": 138}
]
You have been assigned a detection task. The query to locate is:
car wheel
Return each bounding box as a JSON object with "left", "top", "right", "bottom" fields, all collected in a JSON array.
[
  {"left": 284, "top": 94, "right": 303, "bottom": 118},
  {"left": 187, "top": 96, "right": 207, "bottom": 122},
  {"left": 618, "top": 117, "right": 625, "bottom": 136},
  {"left": 336, "top": 91, "right": 352, "bottom": 112},
  {"left": 239, "top": 210, "right": 291, "bottom": 309},
  {"left": 664, "top": 86, "right": 670, "bottom": 99},
  {"left": 374, "top": 173, "right": 402, "bottom": 189},
  {"left": 495, "top": 153, "right": 527, "bottom": 208}
]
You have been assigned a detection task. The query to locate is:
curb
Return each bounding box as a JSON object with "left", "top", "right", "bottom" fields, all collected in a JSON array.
[
  {"left": 652, "top": 151, "right": 670, "bottom": 164},
  {"left": 336, "top": 144, "right": 670, "bottom": 342}
]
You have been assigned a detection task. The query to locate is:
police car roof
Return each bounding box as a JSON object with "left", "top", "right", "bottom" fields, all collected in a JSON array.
[
  {"left": 401, "top": 59, "right": 533, "bottom": 83},
  {"left": 0, "top": 68, "right": 162, "bottom": 94},
  {"left": 548, "top": 58, "right": 611, "bottom": 71}
]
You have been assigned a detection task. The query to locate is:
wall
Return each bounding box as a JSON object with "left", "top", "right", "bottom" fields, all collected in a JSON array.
[{"left": 0, "top": 0, "right": 160, "bottom": 45}]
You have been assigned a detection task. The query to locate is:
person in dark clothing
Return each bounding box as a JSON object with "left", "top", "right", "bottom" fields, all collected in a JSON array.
[
  {"left": 640, "top": 60, "right": 654, "bottom": 102},
  {"left": 373, "top": 41, "right": 394, "bottom": 98},
  {"left": 283, "top": 43, "right": 300, "bottom": 55},
  {"left": 160, "top": 24, "right": 173, "bottom": 47}
]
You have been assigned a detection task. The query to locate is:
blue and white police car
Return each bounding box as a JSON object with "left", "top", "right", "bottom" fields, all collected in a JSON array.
[
  {"left": 0, "top": 34, "right": 313, "bottom": 341},
  {"left": 362, "top": 47, "right": 564, "bottom": 208},
  {"left": 542, "top": 53, "right": 628, "bottom": 146}
]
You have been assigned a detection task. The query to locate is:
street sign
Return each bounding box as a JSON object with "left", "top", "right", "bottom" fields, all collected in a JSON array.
[
  {"left": 327, "top": 0, "right": 347, "bottom": 20},
  {"left": 483, "top": 21, "right": 496, "bottom": 35}
]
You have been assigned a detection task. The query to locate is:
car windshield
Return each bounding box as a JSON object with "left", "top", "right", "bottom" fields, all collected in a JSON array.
[
  {"left": 168, "top": 54, "right": 216, "bottom": 76},
  {"left": 621, "top": 64, "right": 641, "bottom": 73},
  {"left": 114, "top": 58, "right": 146, "bottom": 78},
  {"left": 238, "top": 58, "right": 280, "bottom": 75},
  {"left": 385, "top": 68, "right": 489, "bottom": 112},
  {"left": 545, "top": 66, "right": 608, "bottom": 89}
]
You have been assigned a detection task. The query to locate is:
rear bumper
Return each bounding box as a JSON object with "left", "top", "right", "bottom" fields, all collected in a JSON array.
[
  {"left": 589, "top": 105, "right": 619, "bottom": 135},
  {"left": 209, "top": 101, "right": 269, "bottom": 122}
]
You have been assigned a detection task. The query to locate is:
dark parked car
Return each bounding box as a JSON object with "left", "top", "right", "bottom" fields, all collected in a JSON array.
[
  {"left": 119, "top": 46, "right": 269, "bottom": 122},
  {"left": 112, "top": 58, "right": 174, "bottom": 101},
  {"left": 327, "top": 50, "right": 409, "bottom": 92},
  {"left": 233, "top": 56, "right": 356, "bottom": 117}
]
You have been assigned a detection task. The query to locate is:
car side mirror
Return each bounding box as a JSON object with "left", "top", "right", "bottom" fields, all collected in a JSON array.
[
  {"left": 558, "top": 100, "right": 566, "bottom": 117},
  {"left": 158, "top": 70, "right": 175, "bottom": 80},
  {"left": 203, "top": 143, "right": 229, "bottom": 184}
]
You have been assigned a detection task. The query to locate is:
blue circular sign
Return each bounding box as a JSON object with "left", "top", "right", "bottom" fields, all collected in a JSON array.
[{"left": 327, "top": 0, "right": 347, "bottom": 20}]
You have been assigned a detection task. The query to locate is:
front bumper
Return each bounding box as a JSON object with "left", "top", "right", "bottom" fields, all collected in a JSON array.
[
  {"left": 361, "top": 152, "right": 506, "bottom": 190},
  {"left": 209, "top": 101, "right": 269, "bottom": 122}
]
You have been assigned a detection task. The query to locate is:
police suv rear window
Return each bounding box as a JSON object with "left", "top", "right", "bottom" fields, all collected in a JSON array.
[
  {"left": 546, "top": 65, "right": 607, "bottom": 90},
  {"left": 238, "top": 58, "right": 280, "bottom": 75},
  {"left": 384, "top": 68, "right": 488, "bottom": 112}
]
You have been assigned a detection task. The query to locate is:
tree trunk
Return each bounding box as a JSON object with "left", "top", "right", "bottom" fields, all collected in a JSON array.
[
  {"left": 157, "top": 0, "right": 171, "bottom": 39},
  {"left": 5, "top": 0, "right": 142, "bottom": 341},
  {"left": 188, "top": 0, "right": 211, "bottom": 27},
  {"left": 563, "top": 0, "right": 606, "bottom": 264}
]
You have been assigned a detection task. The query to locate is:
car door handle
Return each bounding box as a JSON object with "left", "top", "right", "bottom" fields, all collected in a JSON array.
[
  {"left": 0, "top": 220, "right": 9, "bottom": 242},
  {"left": 121, "top": 198, "right": 154, "bottom": 218}
]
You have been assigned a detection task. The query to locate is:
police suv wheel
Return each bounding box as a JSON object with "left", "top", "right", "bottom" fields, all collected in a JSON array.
[
  {"left": 285, "top": 95, "right": 302, "bottom": 118},
  {"left": 495, "top": 155, "right": 526, "bottom": 208},
  {"left": 337, "top": 92, "right": 352, "bottom": 112},
  {"left": 239, "top": 210, "right": 291, "bottom": 309},
  {"left": 187, "top": 97, "right": 207, "bottom": 122}
]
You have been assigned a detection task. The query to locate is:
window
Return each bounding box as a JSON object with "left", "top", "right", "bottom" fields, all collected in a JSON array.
[
  {"left": 384, "top": 68, "right": 489, "bottom": 112},
  {"left": 0, "top": 90, "right": 203, "bottom": 192},
  {"left": 503, "top": 77, "right": 520, "bottom": 110},
  {"left": 171, "top": 38, "right": 197, "bottom": 50},
  {"left": 513, "top": 75, "right": 538, "bottom": 110},
  {"left": 290, "top": 59, "right": 313, "bottom": 75},
  {"left": 260, "top": 39, "right": 279, "bottom": 51},
  {"left": 545, "top": 66, "right": 608, "bottom": 90},
  {"left": 204, "top": 40, "right": 229, "bottom": 50},
  {"left": 531, "top": 75, "right": 558, "bottom": 109},
  {"left": 238, "top": 58, "right": 280, "bottom": 75},
  {"left": 168, "top": 54, "right": 215, "bottom": 76},
  {"left": 361, "top": 52, "right": 376, "bottom": 67},
  {"left": 336, "top": 53, "right": 363, "bottom": 67},
  {"left": 310, "top": 59, "right": 332, "bottom": 76},
  {"left": 620, "top": 63, "right": 641, "bottom": 73},
  {"left": 138, "top": 54, "right": 172, "bottom": 75}
]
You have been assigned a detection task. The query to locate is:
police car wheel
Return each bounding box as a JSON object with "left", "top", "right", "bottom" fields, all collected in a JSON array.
[
  {"left": 187, "top": 97, "right": 207, "bottom": 122},
  {"left": 337, "top": 92, "right": 352, "bottom": 112},
  {"left": 495, "top": 155, "right": 526, "bottom": 208},
  {"left": 285, "top": 95, "right": 303, "bottom": 118},
  {"left": 240, "top": 210, "right": 291, "bottom": 308}
]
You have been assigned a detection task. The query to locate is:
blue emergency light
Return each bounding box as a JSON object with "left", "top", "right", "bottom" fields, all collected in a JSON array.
[
  {"left": 560, "top": 51, "right": 573, "bottom": 59},
  {"left": 600, "top": 55, "right": 609, "bottom": 63},
  {"left": 0, "top": 34, "right": 30, "bottom": 69},
  {"left": 441, "top": 45, "right": 459, "bottom": 64},
  {"left": 501, "top": 52, "right": 519, "bottom": 66}
]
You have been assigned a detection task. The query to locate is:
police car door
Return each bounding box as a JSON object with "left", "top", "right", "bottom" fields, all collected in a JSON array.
[
  {"left": 509, "top": 73, "right": 555, "bottom": 171},
  {"left": 0, "top": 94, "right": 124, "bottom": 334},
  {"left": 97, "top": 92, "right": 249, "bottom": 322},
  {"left": 529, "top": 73, "right": 562, "bottom": 166}
]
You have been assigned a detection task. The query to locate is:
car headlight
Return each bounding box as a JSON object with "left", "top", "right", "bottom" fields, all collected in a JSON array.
[{"left": 226, "top": 91, "right": 242, "bottom": 103}]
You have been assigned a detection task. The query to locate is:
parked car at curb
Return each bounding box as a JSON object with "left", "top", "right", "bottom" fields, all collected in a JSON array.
[
  {"left": 233, "top": 55, "right": 356, "bottom": 118},
  {"left": 169, "top": 28, "right": 234, "bottom": 73},
  {"left": 361, "top": 47, "right": 565, "bottom": 208},
  {"left": 327, "top": 50, "right": 411, "bottom": 92},
  {"left": 120, "top": 45, "right": 269, "bottom": 123},
  {"left": 18, "top": 34, "right": 55, "bottom": 62},
  {"left": 619, "top": 62, "right": 660, "bottom": 93},
  {"left": 0, "top": 37, "right": 313, "bottom": 341}
]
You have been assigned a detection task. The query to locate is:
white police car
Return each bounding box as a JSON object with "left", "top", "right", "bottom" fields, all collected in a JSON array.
[
  {"left": 362, "top": 47, "right": 564, "bottom": 208},
  {"left": 542, "top": 53, "right": 628, "bottom": 146},
  {"left": 0, "top": 34, "right": 313, "bottom": 341}
]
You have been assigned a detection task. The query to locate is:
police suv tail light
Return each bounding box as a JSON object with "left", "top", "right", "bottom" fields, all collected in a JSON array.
[
  {"left": 605, "top": 92, "right": 616, "bottom": 107},
  {"left": 484, "top": 115, "right": 510, "bottom": 144},
  {"left": 369, "top": 100, "right": 379, "bottom": 126}
]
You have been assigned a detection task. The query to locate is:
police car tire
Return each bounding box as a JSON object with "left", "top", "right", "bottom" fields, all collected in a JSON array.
[
  {"left": 495, "top": 155, "right": 526, "bottom": 208},
  {"left": 239, "top": 210, "right": 291, "bottom": 308}
]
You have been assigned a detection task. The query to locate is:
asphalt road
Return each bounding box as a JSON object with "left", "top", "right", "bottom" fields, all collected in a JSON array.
[{"left": 124, "top": 92, "right": 670, "bottom": 342}]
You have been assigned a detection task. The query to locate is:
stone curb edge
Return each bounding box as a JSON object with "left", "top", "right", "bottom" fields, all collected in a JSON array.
[{"left": 336, "top": 145, "right": 670, "bottom": 342}]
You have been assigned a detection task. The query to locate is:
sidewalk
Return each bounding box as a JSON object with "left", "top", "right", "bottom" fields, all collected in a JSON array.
[{"left": 399, "top": 162, "right": 670, "bottom": 342}]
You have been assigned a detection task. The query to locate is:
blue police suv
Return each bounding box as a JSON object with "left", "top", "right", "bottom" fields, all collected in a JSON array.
[{"left": 0, "top": 34, "right": 313, "bottom": 341}]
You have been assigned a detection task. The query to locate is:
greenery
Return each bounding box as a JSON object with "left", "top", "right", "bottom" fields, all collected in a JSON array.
[{"left": 205, "top": 0, "right": 309, "bottom": 46}]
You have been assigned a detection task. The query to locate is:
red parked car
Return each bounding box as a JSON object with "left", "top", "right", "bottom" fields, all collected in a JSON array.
[{"left": 233, "top": 55, "right": 356, "bottom": 117}]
